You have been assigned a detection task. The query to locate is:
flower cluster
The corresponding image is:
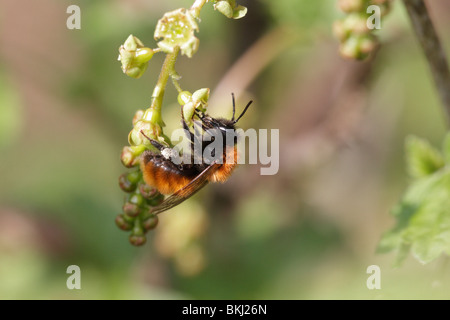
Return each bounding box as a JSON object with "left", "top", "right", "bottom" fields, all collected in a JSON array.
[{"left": 333, "top": 0, "right": 392, "bottom": 60}]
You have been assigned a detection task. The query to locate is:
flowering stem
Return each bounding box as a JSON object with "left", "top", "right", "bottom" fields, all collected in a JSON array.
[
  {"left": 403, "top": 0, "right": 450, "bottom": 126},
  {"left": 147, "top": 46, "right": 181, "bottom": 128},
  {"left": 171, "top": 76, "right": 183, "bottom": 93},
  {"left": 190, "top": 0, "right": 208, "bottom": 18}
]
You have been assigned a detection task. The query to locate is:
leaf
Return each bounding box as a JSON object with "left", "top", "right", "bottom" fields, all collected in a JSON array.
[
  {"left": 378, "top": 168, "right": 450, "bottom": 265},
  {"left": 405, "top": 135, "right": 445, "bottom": 179}
]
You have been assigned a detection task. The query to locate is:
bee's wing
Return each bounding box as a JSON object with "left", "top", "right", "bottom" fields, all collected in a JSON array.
[{"left": 150, "top": 161, "right": 218, "bottom": 215}]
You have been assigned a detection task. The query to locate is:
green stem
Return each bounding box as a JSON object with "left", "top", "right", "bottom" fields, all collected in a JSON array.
[
  {"left": 147, "top": 46, "right": 180, "bottom": 128},
  {"left": 190, "top": 0, "right": 208, "bottom": 18},
  {"left": 144, "top": 0, "right": 207, "bottom": 134},
  {"left": 171, "top": 76, "right": 183, "bottom": 93}
]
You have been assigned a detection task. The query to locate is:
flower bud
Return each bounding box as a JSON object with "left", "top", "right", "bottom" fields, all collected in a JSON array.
[
  {"left": 135, "top": 48, "right": 154, "bottom": 64},
  {"left": 128, "top": 120, "right": 157, "bottom": 147},
  {"left": 177, "top": 91, "right": 192, "bottom": 106},
  {"left": 119, "top": 173, "right": 137, "bottom": 192},
  {"left": 127, "top": 170, "right": 142, "bottom": 184},
  {"left": 214, "top": 0, "right": 247, "bottom": 19},
  {"left": 143, "top": 214, "right": 159, "bottom": 231},
  {"left": 183, "top": 101, "right": 196, "bottom": 125},
  {"left": 192, "top": 88, "right": 210, "bottom": 104},
  {"left": 343, "top": 13, "right": 370, "bottom": 35},
  {"left": 121, "top": 146, "right": 139, "bottom": 168},
  {"left": 339, "top": 34, "right": 377, "bottom": 60},
  {"left": 132, "top": 109, "right": 145, "bottom": 126},
  {"left": 139, "top": 183, "right": 159, "bottom": 199},
  {"left": 123, "top": 202, "right": 141, "bottom": 217},
  {"left": 129, "top": 234, "right": 146, "bottom": 246},
  {"left": 118, "top": 35, "right": 154, "bottom": 79},
  {"left": 115, "top": 214, "right": 133, "bottom": 231},
  {"left": 147, "top": 193, "right": 165, "bottom": 207},
  {"left": 129, "top": 193, "right": 145, "bottom": 207},
  {"left": 232, "top": 5, "right": 247, "bottom": 19},
  {"left": 214, "top": 1, "right": 233, "bottom": 18}
]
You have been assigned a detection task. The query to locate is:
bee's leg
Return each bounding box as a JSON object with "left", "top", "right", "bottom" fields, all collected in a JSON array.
[
  {"left": 181, "top": 114, "right": 196, "bottom": 144},
  {"left": 140, "top": 130, "right": 165, "bottom": 151},
  {"left": 231, "top": 92, "right": 236, "bottom": 122}
]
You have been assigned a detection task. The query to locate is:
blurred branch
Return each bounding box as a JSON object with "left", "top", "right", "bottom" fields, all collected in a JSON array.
[
  {"left": 209, "top": 27, "right": 298, "bottom": 111},
  {"left": 403, "top": 0, "right": 450, "bottom": 126}
]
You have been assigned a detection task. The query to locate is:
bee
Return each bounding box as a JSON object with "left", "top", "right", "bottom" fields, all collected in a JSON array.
[{"left": 140, "top": 93, "right": 252, "bottom": 215}]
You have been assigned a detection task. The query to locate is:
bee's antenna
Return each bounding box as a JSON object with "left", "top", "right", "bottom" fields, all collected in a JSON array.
[
  {"left": 231, "top": 93, "right": 236, "bottom": 122},
  {"left": 233, "top": 100, "right": 253, "bottom": 124}
]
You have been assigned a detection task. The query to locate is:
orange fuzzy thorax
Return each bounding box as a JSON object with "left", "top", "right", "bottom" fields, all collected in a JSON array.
[{"left": 208, "top": 146, "right": 238, "bottom": 183}]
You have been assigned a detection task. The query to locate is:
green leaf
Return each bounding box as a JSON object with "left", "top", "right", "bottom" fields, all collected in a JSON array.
[
  {"left": 405, "top": 135, "right": 445, "bottom": 179},
  {"left": 378, "top": 168, "right": 450, "bottom": 265}
]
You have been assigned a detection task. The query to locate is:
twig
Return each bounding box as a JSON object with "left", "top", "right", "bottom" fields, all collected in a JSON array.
[{"left": 403, "top": 0, "right": 450, "bottom": 125}]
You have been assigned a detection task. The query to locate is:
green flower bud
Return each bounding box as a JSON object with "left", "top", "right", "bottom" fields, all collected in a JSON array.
[
  {"left": 154, "top": 8, "right": 200, "bottom": 58},
  {"left": 128, "top": 120, "right": 154, "bottom": 147},
  {"left": 192, "top": 88, "right": 210, "bottom": 104},
  {"left": 127, "top": 170, "right": 142, "bottom": 184},
  {"left": 119, "top": 173, "right": 137, "bottom": 192},
  {"left": 135, "top": 48, "right": 154, "bottom": 64},
  {"left": 129, "top": 234, "right": 146, "bottom": 246},
  {"left": 143, "top": 214, "right": 159, "bottom": 231},
  {"left": 233, "top": 5, "right": 247, "bottom": 19},
  {"left": 115, "top": 214, "right": 134, "bottom": 231},
  {"left": 139, "top": 183, "right": 159, "bottom": 199},
  {"left": 147, "top": 193, "right": 165, "bottom": 207},
  {"left": 129, "top": 193, "right": 145, "bottom": 207},
  {"left": 359, "top": 34, "right": 378, "bottom": 55},
  {"left": 214, "top": 1, "right": 233, "bottom": 18},
  {"left": 123, "top": 202, "right": 141, "bottom": 217},
  {"left": 121, "top": 146, "right": 139, "bottom": 168},
  {"left": 121, "top": 145, "right": 146, "bottom": 168},
  {"left": 344, "top": 13, "right": 370, "bottom": 35},
  {"left": 132, "top": 109, "right": 144, "bottom": 126},
  {"left": 183, "top": 101, "right": 196, "bottom": 125},
  {"left": 214, "top": 0, "right": 248, "bottom": 19},
  {"left": 339, "top": 34, "right": 377, "bottom": 60},
  {"left": 124, "top": 34, "right": 144, "bottom": 51},
  {"left": 118, "top": 35, "right": 154, "bottom": 79},
  {"left": 177, "top": 91, "right": 192, "bottom": 106}
]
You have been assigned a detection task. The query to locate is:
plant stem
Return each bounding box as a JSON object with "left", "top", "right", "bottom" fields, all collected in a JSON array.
[
  {"left": 145, "top": 0, "right": 207, "bottom": 133},
  {"left": 403, "top": 0, "right": 450, "bottom": 126},
  {"left": 171, "top": 76, "right": 183, "bottom": 93},
  {"left": 147, "top": 46, "right": 180, "bottom": 127},
  {"left": 190, "top": 0, "right": 208, "bottom": 18}
]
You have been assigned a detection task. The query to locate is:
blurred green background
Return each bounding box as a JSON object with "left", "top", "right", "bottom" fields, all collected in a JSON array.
[{"left": 1, "top": 0, "right": 450, "bottom": 299}]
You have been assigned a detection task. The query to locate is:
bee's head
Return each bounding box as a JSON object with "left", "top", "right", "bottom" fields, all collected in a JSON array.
[{"left": 200, "top": 93, "right": 252, "bottom": 130}]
